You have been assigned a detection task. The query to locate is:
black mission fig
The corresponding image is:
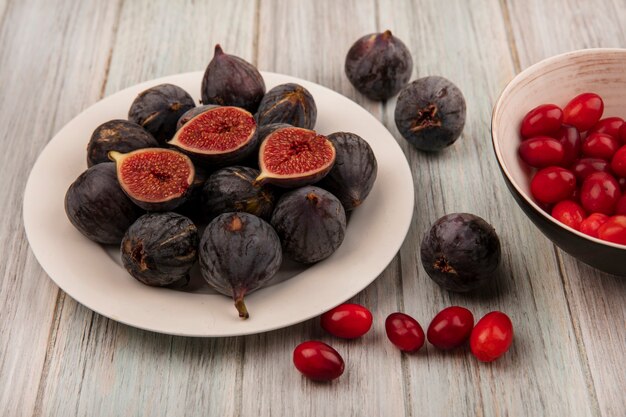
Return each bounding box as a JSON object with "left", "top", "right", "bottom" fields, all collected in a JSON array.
[
  {"left": 199, "top": 212, "right": 282, "bottom": 318},
  {"left": 121, "top": 213, "right": 198, "bottom": 286},
  {"left": 319, "top": 132, "right": 377, "bottom": 211},
  {"left": 420, "top": 213, "right": 501, "bottom": 292},
  {"left": 87, "top": 120, "right": 158, "bottom": 167},
  {"left": 271, "top": 186, "right": 346, "bottom": 263},
  {"left": 65, "top": 163, "right": 143, "bottom": 244},
  {"left": 256, "top": 83, "right": 317, "bottom": 129}
]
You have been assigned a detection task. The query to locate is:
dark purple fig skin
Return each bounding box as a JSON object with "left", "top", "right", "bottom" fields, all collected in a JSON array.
[
  {"left": 201, "top": 166, "right": 276, "bottom": 221},
  {"left": 175, "top": 104, "right": 219, "bottom": 131},
  {"left": 87, "top": 120, "right": 158, "bottom": 167},
  {"left": 199, "top": 212, "right": 282, "bottom": 318},
  {"left": 121, "top": 212, "right": 198, "bottom": 286},
  {"left": 128, "top": 83, "right": 195, "bottom": 145},
  {"left": 395, "top": 76, "right": 466, "bottom": 152},
  {"left": 256, "top": 83, "right": 317, "bottom": 129},
  {"left": 345, "top": 30, "right": 413, "bottom": 101},
  {"left": 174, "top": 165, "right": 210, "bottom": 221},
  {"left": 271, "top": 186, "right": 346, "bottom": 264},
  {"left": 65, "top": 163, "right": 143, "bottom": 244},
  {"left": 201, "top": 44, "right": 266, "bottom": 113},
  {"left": 239, "top": 123, "right": 292, "bottom": 169},
  {"left": 319, "top": 132, "right": 377, "bottom": 211},
  {"left": 420, "top": 213, "right": 501, "bottom": 292}
]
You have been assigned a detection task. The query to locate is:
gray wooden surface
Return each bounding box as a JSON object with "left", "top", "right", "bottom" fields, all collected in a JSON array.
[{"left": 1, "top": 0, "right": 625, "bottom": 416}]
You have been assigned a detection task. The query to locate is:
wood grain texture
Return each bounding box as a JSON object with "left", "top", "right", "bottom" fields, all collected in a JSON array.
[
  {"left": 505, "top": 1, "right": 626, "bottom": 416},
  {"left": 379, "top": 0, "right": 599, "bottom": 416},
  {"left": 32, "top": 1, "right": 255, "bottom": 416},
  {"left": 0, "top": 1, "right": 122, "bottom": 416}
]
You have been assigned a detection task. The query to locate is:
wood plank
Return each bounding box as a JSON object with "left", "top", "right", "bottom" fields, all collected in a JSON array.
[
  {"left": 240, "top": 1, "right": 407, "bottom": 416},
  {"left": 505, "top": 1, "right": 626, "bottom": 415},
  {"left": 0, "top": 1, "right": 122, "bottom": 416},
  {"left": 32, "top": 1, "right": 256, "bottom": 416},
  {"left": 378, "top": 0, "right": 598, "bottom": 415}
]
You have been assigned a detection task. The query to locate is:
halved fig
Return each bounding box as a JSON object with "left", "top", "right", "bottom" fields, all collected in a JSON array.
[
  {"left": 168, "top": 106, "right": 258, "bottom": 167},
  {"left": 257, "top": 127, "right": 335, "bottom": 188},
  {"left": 109, "top": 148, "right": 195, "bottom": 211}
]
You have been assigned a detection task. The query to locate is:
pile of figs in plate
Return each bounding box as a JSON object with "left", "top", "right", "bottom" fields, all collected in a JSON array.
[{"left": 65, "top": 44, "right": 378, "bottom": 318}]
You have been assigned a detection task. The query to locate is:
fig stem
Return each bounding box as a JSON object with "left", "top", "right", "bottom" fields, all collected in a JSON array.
[
  {"left": 381, "top": 30, "right": 393, "bottom": 40},
  {"left": 214, "top": 44, "right": 224, "bottom": 56},
  {"left": 234, "top": 295, "right": 249, "bottom": 319},
  {"left": 108, "top": 150, "right": 122, "bottom": 162}
]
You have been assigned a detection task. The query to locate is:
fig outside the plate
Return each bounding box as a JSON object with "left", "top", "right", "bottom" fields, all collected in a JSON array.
[
  {"left": 168, "top": 106, "right": 258, "bottom": 167},
  {"left": 256, "top": 127, "right": 336, "bottom": 188},
  {"left": 109, "top": 148, "right": 195, "bottom": 211}
]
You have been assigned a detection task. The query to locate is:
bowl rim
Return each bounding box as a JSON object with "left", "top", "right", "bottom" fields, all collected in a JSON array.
[{"left": 491, "top": 47, "right": 626, "bottom": 251}]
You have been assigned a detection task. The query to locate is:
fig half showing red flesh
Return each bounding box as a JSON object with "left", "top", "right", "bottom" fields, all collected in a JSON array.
[
  {"left": 168, "top": 106, "right": 257, "bottom": 167},
  {"left": 109, "top": 148, "right": 195, "bottom": 211},
  {"left": 257, "top": 127, "right": 336, "bottom": 187}
]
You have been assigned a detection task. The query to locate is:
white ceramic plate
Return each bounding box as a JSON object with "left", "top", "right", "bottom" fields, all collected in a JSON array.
[{"left": 23, "top": 71, "right": 414, "bottom": 337}]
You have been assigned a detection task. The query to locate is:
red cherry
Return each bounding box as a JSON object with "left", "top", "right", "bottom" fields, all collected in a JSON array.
[
  {"left": 520, "top": 104, "right": 563, "bottom": 138},
  {"left": 385, "top": 312, "right": 425, "bottom": 353},
  {"left": 619, "top": 177, "right": 626, "bottom": 192},
  {"left": 427, "top": 306, "right": 474, "bottom": 350},
  {"left": 589, "top": 117, "right": 624, "bottom": 139},
  {"left": 551, "top": 200, "right": 586, "bottom": 230},
  {"left": 550, "top": 125, "right": 582, "bottom": 166},
  {"left": 598, "top": 216, "right": 626, "bottom": 245},
  {"left": 562, "top": 92, "right": 604, "bottom": 132},
  {"left": 615, "top": 195, "right": 626, "bottom": 215},
  {"left": 579, "top": 213, "right": 609, "bottom": 238},
  {"left": 570, "top": 158, "right": 610, "bottom": 183},
  {"left": 320, "top": 303, "right": 373, "bottom": 339},
  {"left": 470, "top": 312, "right": 514, "bottom": 362},
  {"left": 620, "top": 124, "right": 626, "bottom": 143},
  {"left": 530, "top": 167, "right": 576, "bottom": 204},
  {"left": 293, "top": 341, "right": 345, "bottom": 381},
  {"left": 518, "top": 136, "right": 564, "bottom": 168},
  {"left": 582, "top": 133, "right": 619, "bottom": 160},
  {"left": 610, "top": 145, "right": 626, "bottom": 178},
  {"left": 580, "top": 172, "right": 621, "bottom": 215}
]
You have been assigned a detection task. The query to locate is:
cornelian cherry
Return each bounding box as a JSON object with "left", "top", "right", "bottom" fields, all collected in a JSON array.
[
  {"left": 530, "top": 167, "right": 576, "bottom": 204},
  {"left": 293, "top": 341, "right": 345, "bottom": 381},
  {"left": 518, "top": 136, "right": 564, "bottom": 168},
  {"left": 579, "top": 213, "right": 609, "bottom": 238},
  {"left": 426, "top": 306, "right": 474, "bottom": 350},
  {"left": 580, "top": 172, "right": 621, "bottom": 215},
  {"left": 589, "top": 117, "right": 624, "bottom": 139},
  {"left": 551, "top": 125, "right": 582, "bottom": 166},
  {"left": 520, "top": 104, "right": 563, "bottom": 138},
  {"left": 570, "top": 158, "right": 610, "bottom": 183},
  {"left": 582, "top": 133, "right": 619, "bottom": 160},
  {"left": 562, "top": 92, "right": 604, "bottom": 132},
  {"left": 470, "top": 311, "right": 514, "bottom": 362},
  {"left": 551, "top": 200, "right": 586, "bottom": 230},
  {"left": 320, "top": 303, "right": 373, "bottom": 339},
  {"left": 385, "top": 312, "right": 425, "bottom": 353},
  {"left": 610, "top": 145, "right": 626, "bottom": 178},
  {"left": 598, "top": 216, "right": 626, "bottom": 245}
]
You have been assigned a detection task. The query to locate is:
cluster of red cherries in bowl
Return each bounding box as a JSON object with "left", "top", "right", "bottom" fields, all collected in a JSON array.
[
  {"left": 292, "top": 304, "right": 514, "bottom": 381},
  {"left": 519, "top": 92, "right": 626, "bottom": 244}
]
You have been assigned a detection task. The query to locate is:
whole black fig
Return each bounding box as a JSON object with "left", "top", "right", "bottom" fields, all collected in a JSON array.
[
  {"left": 121, "top": 213, "right": 198, "bottom": 286},
  {"left": 65, "top": 163, "right": 143, "bottom": 244},
  {"left": 87, "top": 120, "right": 158, "bottom": 167},
  {"left": 256, "top": 83, "right": 317, "bottom": 129},
  {"left": 319, "top": 132, "right": 377, "bottom": 211},
  {"left": 345, "top": 30, "right": 413, "bottom": 101},
  {"left": 271, "top": 186, "right": 346, "bottom": 263},
  {"left": 128, "top": 83, "right": 195, "bottom": 144},
  {"left": 395, "top": 76, "right": 466, "bottom": 152},
  {"left": 201, "top": 44, "right": 266, "bottom": 113},
  {"left": 420, "top": 213, "right": 501, "bottom": 292},
  {"left": 199, "top": 212, "right": 282, "bottom": 318},
  {"left": 201, "top": 166, "right": 276, "bottom": 221}
]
